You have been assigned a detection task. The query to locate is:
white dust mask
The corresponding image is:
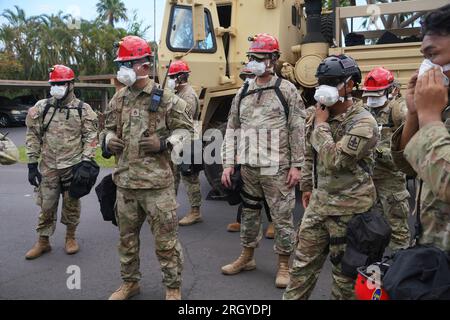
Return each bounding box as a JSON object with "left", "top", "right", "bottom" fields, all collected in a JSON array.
[
  {"left": 418, "top": 59, "right": 450, "bottom": 86},
  {"left": 246, "top": 60, "right": 266, "bottom": 77},
  {"left": 367, "top": 95, "right": 388, "bottom": 108},
  {"left": 314, "top": 84, "right": 345, "bottom": 107},
  {"left": 167, "top": 78, "right": 176, "bottom": 90},
  {"left": 117, "top": 66, "right": 137, "bottom": 87},
  {"left": 50, "top": 85, "right": 67, "bottom": 100}
]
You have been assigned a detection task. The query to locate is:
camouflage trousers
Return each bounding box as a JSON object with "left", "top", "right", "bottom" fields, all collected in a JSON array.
[
  {"left": 35, "top": 162, "right": 80, "bottom": 237},
  {"left": 240, "top": 165, "right": 295, "bottom": 255},
  {"left": 172, "top": 163, "right": 202, "bottom": 208},
  {"left": 373, "top": 176, "right": 411, "bottom": 250},
  {"left": 116, "top": 186, "right": 183, "bottom": 288},
  {"left": 283, "top": 206, "right": 355, "bottom": 300}
]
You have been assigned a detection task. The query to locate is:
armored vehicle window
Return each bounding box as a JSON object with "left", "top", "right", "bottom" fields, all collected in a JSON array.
[{"left": 167, "top": 5, "right": 216, "bottom": 53}]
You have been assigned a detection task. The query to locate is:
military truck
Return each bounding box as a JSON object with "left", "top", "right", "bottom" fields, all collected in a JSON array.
[{"left": 157, "top": 0, "right": 448, "bottom": 192}]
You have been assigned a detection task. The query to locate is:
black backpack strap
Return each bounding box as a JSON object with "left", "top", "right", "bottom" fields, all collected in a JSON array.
[
  {"left": 414, "top": 180, "right": 424, "bottom": 241},
  {"left": 77, "top": 100, "right": 84, "bottom": 119},
  {"left": 273, "top": 77, "right": 289, "bottom": 120},
  {"left": 42, "top": 99, "right": 57, "bottom": 136},
  {"left": 237, "top": 80, "right": 250, "bottom": 121},
  {"left": 42, "top": 99, "right": 52, "bottom": 121}
]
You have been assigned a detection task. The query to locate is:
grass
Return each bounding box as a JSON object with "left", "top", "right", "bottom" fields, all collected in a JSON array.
[{"left": 17, "top": 146, "right": 116, "bottom": 168}]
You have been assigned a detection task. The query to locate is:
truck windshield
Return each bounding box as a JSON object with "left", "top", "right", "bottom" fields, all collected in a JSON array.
[{"left": 168, "top": 5, "right": 216, "bottom": 53}]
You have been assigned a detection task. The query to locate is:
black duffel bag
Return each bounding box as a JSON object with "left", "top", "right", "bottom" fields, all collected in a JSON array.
[
  {"left": 95, "top": 173, "right": 117, "bottom": 226},
  {"left": 382, "top": 180, "right": 450, "bottom": 300},
  {"left": 69, "top": 160, "right": 100, "bottom": 199},
  {"left": 341, "top": 210, "right": 392, "bottom": 279},
  {"left": 383, "top": 245, "right": 450, "bottom": 300}
]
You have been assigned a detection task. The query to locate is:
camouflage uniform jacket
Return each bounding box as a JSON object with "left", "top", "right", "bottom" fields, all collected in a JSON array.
[
  {"left": 177, "top": 84, "right": 200, "bottom": 121},
  {"left": 369, "top": 97, "right": 407, "bottom": 180},
  {"left": 102, "top": 80, "right": 194, "bottom": 190},
  {"left": 391, "top": 106, "right": 450, "bottom": 252},
  {"left": 25, "top": 94, "right": 98, "bottom": 168},
  {"left": 0, "top": 132, "right": 19, "bottom": 165},
  {"left": 301, "top": 100, "right": 379, "bottom": 216},
  {"left": 221, "top": 75, "right": 305, "bottom": 169}
]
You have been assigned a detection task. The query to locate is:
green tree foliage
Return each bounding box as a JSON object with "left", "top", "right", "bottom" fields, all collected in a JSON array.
[
  {"left": 0, "top": 3, "right": 150, "bottom": 82},
  {"left": 96, "top": 0, "right": 128, "bottom": 27}
]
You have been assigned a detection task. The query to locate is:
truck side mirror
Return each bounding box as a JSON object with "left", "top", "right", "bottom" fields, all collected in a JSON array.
[{"left": 192, "top": 3, "right": 206, "bottom": 42}]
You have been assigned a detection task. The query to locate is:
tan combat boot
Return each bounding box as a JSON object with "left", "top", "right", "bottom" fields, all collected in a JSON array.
[
  {"left": 265, "top": 222, "right": 275, "bottom": 239},
  {"left": 25, "top": 236, "right": 51, "bottom": 260},
  {"left": 108, "top": 282, "right": 140, "bottom": 300},
  {"left": 227, "top": 222, "right": 240, "bottom": 232},
  {"left": 221, "top": 247, "right": 256, "bottom": 275},
  {"left": 275, "top": 254, "right": 290, "bottom": 288},
  {"left": 179, "top": 207, "right": 202, "bottom": 226},
  {"left": 166, "top": 287, "right": 181, "bottom": 300},
  {"left": 65, "top": 226, "right": 79, "bottom": 255}
]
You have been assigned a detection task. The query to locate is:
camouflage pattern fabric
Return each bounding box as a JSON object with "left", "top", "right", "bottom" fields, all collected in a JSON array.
[
  {"left": 116, "top": 186, "right": 183, "bottom": 287},
  {"left": 300, "top": 100, "right": 378, "bottom": 215},
  {"left": 369, "top": 98, "right": 411, "bottom": 250},
  {"left": 172, "top": 83, "right": 201, "bottom": 207},
  {"left": 25, "top": 92, "right": 98, "bottom": 168},
  {"left": 288, "top": 100, "right": 378, "bottom": 300},
  {"left": 102, "top": 79, "right": 194, "bottom": 289},
  {"left": 172, "top": 162, "right": 201, "bottom": 207},
  {"left": 240, "top": 165, "right": 295, "bottom": 255},
  {"left": 283, "top": 212, "right": 355, "bottom": 300},
  {"left": 221, "top": 75, "right": 305, "bottom": 169},
  {"left": 0, "top": 132, "right": 19, "bottom": 165},
  {"left": 391, "top": 106, "right": 450, "bottom": 252},
  {"left": 34, "top": 160, "right": 80, "bottom": 237},
  {"left": 102, "top": 80, "right": 194, "bottom": 190}
]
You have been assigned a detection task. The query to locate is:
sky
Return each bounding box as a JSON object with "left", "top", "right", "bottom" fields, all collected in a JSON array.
[{"left": 0, "top": 0, "right": 166, "bottom": 41}]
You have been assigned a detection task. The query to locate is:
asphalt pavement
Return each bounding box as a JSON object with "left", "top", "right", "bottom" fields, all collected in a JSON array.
[{"left": 0, "top": 126, "right": 332, "bottom": 300}]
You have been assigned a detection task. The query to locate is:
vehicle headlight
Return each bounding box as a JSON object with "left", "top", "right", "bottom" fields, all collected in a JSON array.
[{"left": 11, "top": 110, "right": 21, "bottom": 115}]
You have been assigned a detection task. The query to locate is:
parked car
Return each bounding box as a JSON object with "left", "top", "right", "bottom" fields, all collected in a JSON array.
[{"left": 0, "top": 95, "right": 35, "bottom": 127}]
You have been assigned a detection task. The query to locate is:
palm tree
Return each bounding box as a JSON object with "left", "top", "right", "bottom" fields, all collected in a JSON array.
[{"left": 96, "top": 0, "right": 128, "bottom": 27}]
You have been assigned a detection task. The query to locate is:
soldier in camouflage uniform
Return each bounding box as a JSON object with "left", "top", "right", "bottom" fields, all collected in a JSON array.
[
  {"left": 166, "top": 60, "right": 203, "bottom": 226},
  {"left": 221, "top": 34, "right": 305, "bottom": 288},
  {"left": 0, "top": 132, "right": 19, "bottom": 165},
  {"left": 25, "top": 65, "right": 98, "bottom": 259},
  {"left": 362, "top": 67, "right": 411, "bottom": 250},
  {"left": 284, "top": 55, "right": 378, "bottom": 300},
  {"left": 102, "top": 36, "right": 193, "bottom": 300},
  {"left": 391, "top": 5, "right": 450, "bottom": 254}
]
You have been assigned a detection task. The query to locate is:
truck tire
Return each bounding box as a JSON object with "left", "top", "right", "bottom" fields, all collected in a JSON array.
[
  {"left": 203, "top": 122, "right": 227, "bottom": 197},
  {"left": 321, "top": 14, "right": 334, "bottom": 46}
]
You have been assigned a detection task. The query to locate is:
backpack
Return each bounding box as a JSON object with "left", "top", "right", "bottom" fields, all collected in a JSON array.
[
  {"left": 383, "top": 245, "right": 450, "bottom": 299},
  {"left": 382, "top": 180, "right": 450, "bottom": 299},
  {"left": 341, "top": 210, "right": 392, "bottom": 279}
]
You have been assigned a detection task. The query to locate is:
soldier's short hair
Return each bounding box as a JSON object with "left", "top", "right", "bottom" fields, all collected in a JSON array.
[{"left": 421, "top": 4, "right": 450, "bottom": 36}]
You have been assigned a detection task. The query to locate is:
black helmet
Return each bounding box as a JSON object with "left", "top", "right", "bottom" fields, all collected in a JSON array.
[{"left": 316, "top": 55, "right": 362, "bottom": 86}]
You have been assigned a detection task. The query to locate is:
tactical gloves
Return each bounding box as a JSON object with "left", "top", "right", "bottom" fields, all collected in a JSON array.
[
  {"left": 108, "top": 136, "right": 125, "bottom": 154},
  {"left": 28, "top": 163, "right": 42, "bottom": 187},
  {"left": 139, "top": 134, "right": 168, "bottom": 154}
]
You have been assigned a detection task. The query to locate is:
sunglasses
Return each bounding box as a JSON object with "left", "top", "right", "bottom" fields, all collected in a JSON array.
[{"left": 50, "top": 82, "right": 69, "bottom": 86}]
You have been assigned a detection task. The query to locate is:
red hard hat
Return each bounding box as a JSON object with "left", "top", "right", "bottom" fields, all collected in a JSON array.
[
  {"left": 362, "top": 67, "right": 395, "bottom": 91},
  {"left": 168, "top": 60, "right": 191, "bottom": 76},
  {"left": 247, "top": 33, "right": 280, "bottom": 56},
  {"left": 355, "top": 267, "right": 390, "bottom": 300},
  {"left": 115, "top": 35, "right": 152, "bottom": 62},
  {"left": 48, "top": 65, "right": 75, "bottom": 83}
]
